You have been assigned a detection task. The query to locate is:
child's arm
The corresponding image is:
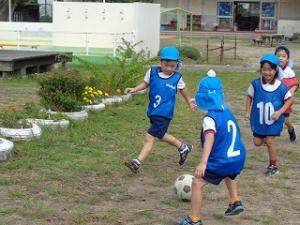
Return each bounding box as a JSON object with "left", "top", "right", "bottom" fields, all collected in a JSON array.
[
  {"left": 195, "top": 132, "right": 214, "bottom": 178},
  {"left": 125, "top": 81, "right": 149, "bottom": 94},
  {"left": 245, "top": 95, "right": 252, "bottom": 121},
  {"left": 271, "top": 97, "right": 292, "bottom": 121},
  {"left": 179, "top": 88, "right": 196, "bottom": 109}
]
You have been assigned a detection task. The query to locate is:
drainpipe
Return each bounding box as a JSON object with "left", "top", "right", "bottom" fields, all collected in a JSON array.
[{"left": 9, "top": 0, "right": 12, "bottom": 22}]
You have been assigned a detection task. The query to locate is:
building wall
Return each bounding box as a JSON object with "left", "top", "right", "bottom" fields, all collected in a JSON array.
[{"left": 52, "top": 2, "right": 160, "bottom": 56}]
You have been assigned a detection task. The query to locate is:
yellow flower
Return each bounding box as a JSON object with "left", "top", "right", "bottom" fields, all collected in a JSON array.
[
  {"left": 98, "top": 90, "right": 103, "bottom": 95},
  {"left": 89, "top": 100, "right": 92, "bottom": 104},
  {"left": 104, "top": 92, "right": 109, "bottom": 97},
  {"left": 91, "top": 94, "right": 94, "bottom": 98},
  {"left": 84, "top": 91, "right": 88, "bottom": 95},
  {"left": 116, "top": 89, "right": 121, "bottom": 94}
]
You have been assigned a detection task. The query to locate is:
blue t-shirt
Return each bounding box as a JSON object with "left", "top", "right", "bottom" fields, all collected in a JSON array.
[
  {"left": 201, "top": 107, "right": 246, "bottom": 176},
  {"left": 250, "top": 78, "right": 289, "bottom": 136},
  {"left": 147, "top": 66, "right": 182, "bottom": 119}
]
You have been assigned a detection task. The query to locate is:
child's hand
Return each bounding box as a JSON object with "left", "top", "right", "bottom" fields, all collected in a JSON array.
[
  {"left": 188, "top": 98, "right": 196, "bottom": 109},
  {"left": 271, "top": 111, "right": 281, "bottom": 121},
  {"left": 195, "top": 163, "right": 206, "bottom": 178},
  {"left": 245, "top": 111, "right": 250, "bottom": 121},
  {"left": 124, "top": 87, "right": 135, "bottom": 94}
]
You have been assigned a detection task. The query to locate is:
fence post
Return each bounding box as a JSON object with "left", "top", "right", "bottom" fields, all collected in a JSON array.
[
  {"left": 234, "top": 35, "right": 237, "bottom": 60},
  {"left": 16, "top": 30, "right": 20, "bottom": 50},
  {"left": 206, "top": 39, "right": 209, "bottom": 62},
  {"left": 220, "top": 36, "right": 224, "bottom": 64},
  {"left": 85, "top": 32, "right": 89, "bottom": 56}
]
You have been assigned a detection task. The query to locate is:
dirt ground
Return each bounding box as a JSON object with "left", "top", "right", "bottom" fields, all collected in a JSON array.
[
  {"left": 161, "top": 32, "right": 300, "bottom": 68},
  {"left": 0, "top": 37, "right": 300, "bottom": 225}
]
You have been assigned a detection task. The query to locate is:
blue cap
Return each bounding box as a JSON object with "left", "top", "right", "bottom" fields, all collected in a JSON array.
[
  {"left": 160, "top": 46, "right": 180, "bottom": 61},
  {"left": 260, "top": 53, "right": 280, "bottom": 66},
  {"left": 195, "top": 69, "right": 225, "bottom": 111}
]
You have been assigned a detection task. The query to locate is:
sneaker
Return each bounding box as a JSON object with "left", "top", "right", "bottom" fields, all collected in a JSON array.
[
  {"left": 225, "top": 201, "right": 244, "bottom": 216},
  {"left": 265, "top": 165, "right": 279, "bottom": 176},
  {"left": 176, "top": 215, "right": 203, "bottom": 225},
  {"left": 179, "top": 144, "right": 193, "bottom": 165},
  {"left": 124, "top": 159, "right": 141, "bottom": 174},
  {"left": 288, "top": 127, "right": 297, "bottom": 142}
]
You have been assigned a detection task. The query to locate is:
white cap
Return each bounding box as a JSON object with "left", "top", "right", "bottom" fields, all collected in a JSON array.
[{"left": 207, "top": 69, "right": 216, "bottom": 77}]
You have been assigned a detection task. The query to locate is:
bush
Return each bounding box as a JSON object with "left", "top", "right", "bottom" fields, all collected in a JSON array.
[
  {"left": 178, "top": 46, "right": 201, "bottom": 61},
  {"left": 0, "top": 105, "right": 30, "bottom": 128},
  {"left": 75, "top": 39, "right": 150, "bottom": 95},
  {"left": 38, "top": 69, "right": 90, "bottom": 112}
]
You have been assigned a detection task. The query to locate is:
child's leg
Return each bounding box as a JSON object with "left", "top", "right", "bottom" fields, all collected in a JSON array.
[
  {"left": 161, "top": 133, "right": 181, "bottom": 148},
  {"left": 264, "top": 136, "right": 279, "bottom": 176},
  {"left": 224, "top": 178, "right": 239, "bottom": 203},
  {"left": 224, "top": 177, "right": 244, "bottom": 216},
  {"left": 190, "top": 178, "right": 207, "bottom": 221},
  {"left": 124, "top": 133, "right": 155, "bottom": 173},
  {"left": 161, "top": 133, "right": 193, "bottom": 165},
  {"left": 253, "top": 136, "right": 264, "bottom": 147},
  {"left": 285, "top": 116, "right": 297, "bottom": 142},
  {"left": 137, "top": 133, "right": 156, "bottom": 161},
  {"left": 265, "top": 136, "right": 276, "bottom": 165}
]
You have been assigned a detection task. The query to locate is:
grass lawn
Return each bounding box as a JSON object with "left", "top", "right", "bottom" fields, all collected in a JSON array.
[{"left": 0, "top": 70, "right": 299, "bottom": 225}]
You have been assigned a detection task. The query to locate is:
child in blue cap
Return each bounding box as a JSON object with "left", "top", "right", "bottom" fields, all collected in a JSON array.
[
  {"left": 124, "top": 46, "right": 195, "bottom": 174},
  {"left": 245, "top": 53, "right": 292, "bottom": 176},
  {"left": 176, "top": 70, "right": 246, "bottom": 225},
  {"left": 275, "top": 45, "right": 299, "bottom": 142}
]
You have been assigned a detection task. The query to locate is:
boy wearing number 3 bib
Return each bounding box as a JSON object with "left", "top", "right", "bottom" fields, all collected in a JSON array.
[
  {"left": 176, "top": 70, "right": 246, "bottom": 225},
  {"left": 124, "top": 46, "right": 195, "bottom": 174},
  {"left": 245, "top": 53, "right": 292, "bottom": 176}
]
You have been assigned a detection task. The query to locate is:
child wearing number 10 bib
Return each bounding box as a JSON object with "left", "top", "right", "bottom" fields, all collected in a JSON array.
[
  {"left": 245, "top": 53, "right": 292, "bottom": 176},
  {"left": 124, "top": 46, "right": 195, "bottom": 174}
]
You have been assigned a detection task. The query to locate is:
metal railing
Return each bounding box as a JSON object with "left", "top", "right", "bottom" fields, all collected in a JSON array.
[{"left": 0, "top": 30, "right": 135, "bottom": 56}]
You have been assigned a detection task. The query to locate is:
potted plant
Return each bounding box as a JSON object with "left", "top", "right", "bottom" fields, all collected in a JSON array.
[
  {"left": 23, "top": 103, "right": 70, "bottom": 128},
  {"left": 0, "top": 105, "right": 41, "bottom": 141},
  {"left": 0, "top": 138, "right": 14, "bottom": 162},
  {"left": 38, "top": 68, "right": 89, "bottom": 120},
  {"left": 82, "top": 85, "right": 106, "bottom": 111}
]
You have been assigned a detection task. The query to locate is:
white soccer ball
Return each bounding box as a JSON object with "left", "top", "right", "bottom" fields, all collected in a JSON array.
[{"left": 174, "top": 174, "right": 194, "bottom": 201}]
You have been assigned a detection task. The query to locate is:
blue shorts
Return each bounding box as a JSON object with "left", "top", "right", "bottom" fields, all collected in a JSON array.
[
  {"left": 147, "top": 116, "right": 171, "bottom": 139},
  {"left": 203, "top": 170, "right": 238, "bottom": 185}
]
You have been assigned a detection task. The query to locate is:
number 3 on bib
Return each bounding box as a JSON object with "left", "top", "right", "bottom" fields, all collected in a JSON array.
[
  {"left": 153, "top": 95, "right": 162, "bottom": 108},
  {"left": 227, "top": 120, "right": 240, "bottom": 158}
]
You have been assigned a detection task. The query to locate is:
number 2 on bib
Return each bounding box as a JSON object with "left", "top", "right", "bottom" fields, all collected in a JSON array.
[{"left": 227, "top": 120, "right": 240, "bottom": 158}]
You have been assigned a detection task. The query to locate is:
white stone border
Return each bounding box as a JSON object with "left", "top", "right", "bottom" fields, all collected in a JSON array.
[
  {"left": 103, "top": 96, "right": 123, "bottom": 105},
  {"left": 0, "top": 124, "right": 42, "bottom": 141},
  {"left": 0, "top": 138, "right": 14, "bottom": 162},
  {"left": 83, "top": 103, "right": 106, "bottom": 111},
  {"left": 26, "top": 118, "right": 70, "bottom": 128}
]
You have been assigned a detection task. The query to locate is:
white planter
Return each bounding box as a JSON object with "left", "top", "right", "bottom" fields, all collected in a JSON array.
[
  {"left": 26, "top": 118, "right": 70, "bottom": 128},
  {"left": 63, "top": 110, "right": 88, "bottom": 120},
  {"left": 120, "top": 93, "right": 132, "bottom": 102},
  {"left": 0, "top": 124, "right": 42, "bottom": 141},
  {"left": 50, "top": 110, "right": 88, "bottom": 121},
  {"left": 0, "top": 138, "right": 14, "bottom": 162},
  {"left": 83, "top": 103, "right": 106, "bottom": 111},
  {"left": 135, "top": 89, "right": 146, "bottom": 95},
  {"left": 102, "top": 96, "right": 123, "bottom": 105}
]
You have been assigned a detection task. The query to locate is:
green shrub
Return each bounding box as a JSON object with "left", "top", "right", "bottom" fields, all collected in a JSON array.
[
  {"left": 0, "top": 106, "right": 30, "bottom": 128},
  {"left": 38, "top": 69, "right": 90, "bottom": 112},
  {"left": 75, "top": 39, "right": 150, "bottom": 95},
  {"left": 178, "top": 46, "right": 201, "bottom": 61}
]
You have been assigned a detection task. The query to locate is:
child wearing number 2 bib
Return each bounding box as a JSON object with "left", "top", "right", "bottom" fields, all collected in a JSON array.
[
  {"left": 176, "top": 70, "right": 246, "bottom": 225},
  {"left": 245, "top": 53, "right": 292, "bottom": 176},
  {"left": 124, "top": 46, "right": 195, "bottom": 174}
]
